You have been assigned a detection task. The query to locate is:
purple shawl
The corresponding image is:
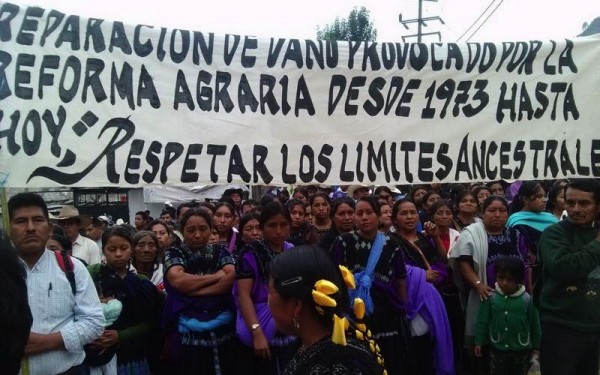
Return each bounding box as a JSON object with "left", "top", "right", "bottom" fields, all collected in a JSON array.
[
  {"left": 233, "top": 241, "right": 294, "bottom": 346},
  {"left": 405, "top": 265, "right": 455, "bottom": 375}
]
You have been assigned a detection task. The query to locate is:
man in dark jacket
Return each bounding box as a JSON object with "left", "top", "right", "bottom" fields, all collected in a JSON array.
[{"left": 538, "top": 179, "right": 600, "bottom": 375}]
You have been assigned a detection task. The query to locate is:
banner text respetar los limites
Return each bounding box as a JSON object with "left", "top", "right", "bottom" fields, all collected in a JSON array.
[{"left": 0, "top": 2, "right": 598, "bottom": 187}]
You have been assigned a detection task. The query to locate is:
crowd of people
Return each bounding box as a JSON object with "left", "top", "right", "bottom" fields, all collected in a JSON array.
[{"left": 1, "top": 178, "right": 599, "bottom": 375}]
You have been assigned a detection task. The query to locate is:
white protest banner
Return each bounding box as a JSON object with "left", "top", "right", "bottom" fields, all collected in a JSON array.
[{"left": 1, "top": 2, "right": 599, "bottom": 188}]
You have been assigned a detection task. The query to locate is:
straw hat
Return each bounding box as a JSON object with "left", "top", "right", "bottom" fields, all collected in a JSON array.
[
  {"left": 54, "top": 205, "right": 91, "bottom": 227},
  {"left": 347, "top": 184, "right": 370, "bottom": 198}
]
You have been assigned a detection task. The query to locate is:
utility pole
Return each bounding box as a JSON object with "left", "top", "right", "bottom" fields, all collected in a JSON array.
[{"left": 399, "top": 0, "right": 444, "bottom": 42}]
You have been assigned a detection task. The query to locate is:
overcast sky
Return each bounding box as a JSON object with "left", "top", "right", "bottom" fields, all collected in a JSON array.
[{"left": 7, "top": 0, "right": 600, "bottom": 42}]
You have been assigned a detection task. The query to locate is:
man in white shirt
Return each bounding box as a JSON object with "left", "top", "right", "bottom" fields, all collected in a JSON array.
[
  {"left": 85, "top": 215, "right": 111, "bottom": 250},
  {"left": 55, "top": 206, "right": 102, "bottom": 265},
  {"left": 8, "top": 193, "right": 104, "bottom": 375}
]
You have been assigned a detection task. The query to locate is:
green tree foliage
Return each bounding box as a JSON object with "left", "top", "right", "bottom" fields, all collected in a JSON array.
[
  {"left": 579, "top": 17, "right": 600, "bottom": 36},
  {"left": 317, "top": 6, "right": 377, "bottom": 42}
]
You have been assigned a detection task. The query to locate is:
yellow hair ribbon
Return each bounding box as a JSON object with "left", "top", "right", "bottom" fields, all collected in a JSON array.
[
  {"left": 312, "top": 279, "right": 340, "bottom": 310},
  {"left": 332, "top": 314, "right": 348, "bottom": 346},
  {"left": 353, "top": 298, "right": 366, "bottom": 319},
  {"left": 312, "top": 279, "right": 349, "bottom": 347},
  {"left": 339, "top": 266, "right": 356, "bottom": 289},
  {"left": 314, "top": 279, "right": 339, "bottom": 294},
  {"left": 312, "top": 290, "right": 337, "bottom": 308},
  {"left": 355, "top": 329, "right": 364, "bottom": 340},
  {"left": 369, "top": 340, "right": 376, "bottom": 353}
]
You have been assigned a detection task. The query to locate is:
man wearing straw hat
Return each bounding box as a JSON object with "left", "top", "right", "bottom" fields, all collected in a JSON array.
[
  {"left": 347, "top": 184, "right": 371, "bottom": 201},
  {"left": 54, "top": 206, "right": 101, "bottom": 266}
]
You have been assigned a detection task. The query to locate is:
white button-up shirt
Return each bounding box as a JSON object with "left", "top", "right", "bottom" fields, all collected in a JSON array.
[
  {"left": 72, "top": 234, "right": 102, "bottom": 265},
  {"left": 22, "top": 249, "right": 104, "bottom": 375}
]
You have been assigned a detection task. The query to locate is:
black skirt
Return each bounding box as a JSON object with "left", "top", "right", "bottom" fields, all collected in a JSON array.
[{"left": 179, "top": 322, "right": 236, "bottom": 375}]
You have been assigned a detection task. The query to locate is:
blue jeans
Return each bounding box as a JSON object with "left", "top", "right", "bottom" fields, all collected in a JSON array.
[{"left": 540, "top": 322, "right": 600, "bottom": 375}]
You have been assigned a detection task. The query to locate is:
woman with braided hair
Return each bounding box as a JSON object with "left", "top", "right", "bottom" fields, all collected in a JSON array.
[
  {"left": 269, "top": 245, "right": 386, "bottom": 375},
  {"left": 330, "top": 196, "right": 411, "bottom": 375}
]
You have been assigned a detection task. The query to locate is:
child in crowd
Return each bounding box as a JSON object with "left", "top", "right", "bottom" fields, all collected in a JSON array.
[
  {"left": 85, "top": 287, "right": 123, "bottom": 374},
  {"left": 209, "top": 228, "right": 220, "bottom": 245},
  {"left": 474, "top": 256, "right": 541, "bottom": 375}
]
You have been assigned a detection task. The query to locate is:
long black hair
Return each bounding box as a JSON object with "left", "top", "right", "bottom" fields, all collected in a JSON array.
[
  {"left": 0, "top": 241, "right": 32, "bottom": 375},
  {"left": 101, "top": 226, "right": 133, "bottom": 252},
  {"left": 309, "top": 192, "right": 331, "bottom": 207},
  {"left": 270, "top": 246, "right": 349, "bottom": 328},
  {"left": 510, "top": 181, "right": 543, "bottom": 214},
  {"left": 454, "top": 190, "right": 480, "bottom": 213},
  {"left": 260, "top": 202, "right": 291, "bottom": 228},
  {"left": 356, "top": 196, "right": 381, "bottom": 216},
  {"left": 180, "top": 208, "right": 213, "bottom": 232},
  {"left": 285, "top": 198, "right": 305, "bottom": 217},
  {"left": 428, "top": 199, "right": 454, "bottom": 220},
  {"left": 546, "top": 181, "right": 566, "bottom": 214},
  {"left": 271, "top": 246, "right": 386, "bottom": 372},
  {"left": 330, "top": 197, "right": 356, "bottom": 219},
  {"left": 238, "top": 212, "right": 262, "bottom": 247},
  {"left": 391, "top": 198, "right": 416, "bottom": 222},
  {"left": 482, "top": 195, "right": 509, "bottom": 212}
]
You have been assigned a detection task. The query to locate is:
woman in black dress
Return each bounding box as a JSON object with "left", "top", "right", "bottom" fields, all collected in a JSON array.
[{"left": 269, "top": 245, "right": 385, "bottom": 375}]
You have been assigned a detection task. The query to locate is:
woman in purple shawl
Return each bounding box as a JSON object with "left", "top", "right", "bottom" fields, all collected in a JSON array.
[
  {"left": 162, "top": 208, "right": 236, "bottom": 374},
  {"left": 390, "top": 198, "right": 456, "bottom": 374},
  {"left": 234, "top": 202, "right": 298, "bottom": 374},
  {"left": 390, "top": 199, "right": 449, "bottom": 284},
  {"left": 405, "top": 265, "right": 455, "bottom": 375}
]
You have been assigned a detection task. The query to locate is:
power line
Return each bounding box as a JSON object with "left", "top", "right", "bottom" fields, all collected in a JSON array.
[
  {"left": 455, "top": 0, "right": 497, "bottom": 42},
  {"left": 399, "top": 0, "right": 444, "bottom": 43},
  {"left": 465, "top": 0, "right": 504, "bottom": 42}
]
